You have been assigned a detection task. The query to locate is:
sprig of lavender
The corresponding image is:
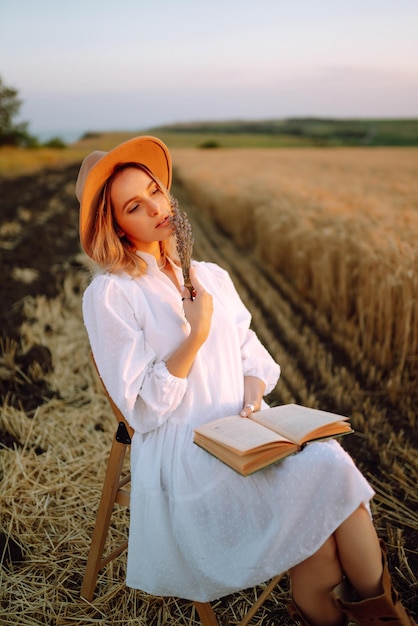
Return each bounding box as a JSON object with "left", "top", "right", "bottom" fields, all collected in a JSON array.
[{"left": 170, "top": 198, "right": 195, "bottom": 298}]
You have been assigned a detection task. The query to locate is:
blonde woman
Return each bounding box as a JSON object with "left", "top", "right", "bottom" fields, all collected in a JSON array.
[{"left": 76, "top": 136, "right": 415, "bottom": 626}]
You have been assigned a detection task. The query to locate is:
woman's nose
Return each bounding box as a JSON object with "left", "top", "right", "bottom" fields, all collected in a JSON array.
[{"left": 146, "top": 198, "right": 159, "bottom": 215}]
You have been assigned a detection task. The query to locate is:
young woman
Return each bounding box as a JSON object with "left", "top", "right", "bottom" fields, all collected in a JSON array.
[{"left": 76, "top": 136, "right": 415, "bottom": 626}]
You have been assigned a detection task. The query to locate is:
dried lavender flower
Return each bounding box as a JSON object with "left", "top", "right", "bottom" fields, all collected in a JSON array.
[{"left": 170, "top": 197, "right": 195, "bottom": 298}]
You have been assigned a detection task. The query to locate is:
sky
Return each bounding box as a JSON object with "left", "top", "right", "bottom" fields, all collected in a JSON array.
[{"left": 1, "top": 0, "right": 418, "bottom": 140}]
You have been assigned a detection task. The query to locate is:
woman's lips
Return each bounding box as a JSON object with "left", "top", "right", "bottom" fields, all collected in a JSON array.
[{"left": 156, "top": 216, "right": 170, "bottom": 228}]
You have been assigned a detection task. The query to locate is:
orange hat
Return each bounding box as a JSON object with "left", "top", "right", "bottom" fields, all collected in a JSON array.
[{"left": 75, "top": 135, "right": 172, "bottom": 257}]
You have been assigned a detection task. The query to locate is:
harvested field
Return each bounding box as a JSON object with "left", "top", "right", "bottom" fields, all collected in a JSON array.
[{"left": 0, "top": 152, "right": 417, "bottom": 624}]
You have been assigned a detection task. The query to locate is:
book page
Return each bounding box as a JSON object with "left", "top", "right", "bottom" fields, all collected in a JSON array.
[
  {"left": 251, "top": 404, "right": 349, "bottom": 444},
  {"left": 194, "top": 415, "right": 290, "bottom": 454}
]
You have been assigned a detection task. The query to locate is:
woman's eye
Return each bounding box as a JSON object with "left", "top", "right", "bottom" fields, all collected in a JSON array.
[
  {"left": 151, "top": 186, "right": 160, "bottom": 195},
  {"left": 129, "top": 204, "right": 140, "bottom": 213}
]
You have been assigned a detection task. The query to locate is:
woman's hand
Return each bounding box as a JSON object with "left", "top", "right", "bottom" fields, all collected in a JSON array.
[
  {"left": 166, "top": 269, "right": 213, "bottom": 379},
  {"left": 240, "top": 376, "right": 266, "bottom": 417},
  {"left": 181, "top": 269, "right": 213, "bottom": 345}
]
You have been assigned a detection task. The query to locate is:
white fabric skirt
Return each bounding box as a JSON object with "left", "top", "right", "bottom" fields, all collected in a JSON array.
[{"left": 126, "top": 422, "right": 374, "bottom": 602}]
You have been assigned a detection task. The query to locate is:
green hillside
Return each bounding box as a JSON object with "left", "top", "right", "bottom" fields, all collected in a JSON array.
[{"left": 148, "top": 118, "right": 418, "bottom": 148}]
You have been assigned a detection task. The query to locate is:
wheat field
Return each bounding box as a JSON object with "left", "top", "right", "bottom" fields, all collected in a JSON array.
[{"left": 172, "top": 147, "right": 418, "bottom": 420}]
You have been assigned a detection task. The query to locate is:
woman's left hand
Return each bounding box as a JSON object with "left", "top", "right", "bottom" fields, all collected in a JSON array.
[{"left": 240, "top": 376, "right": 266, "bottom": 417}]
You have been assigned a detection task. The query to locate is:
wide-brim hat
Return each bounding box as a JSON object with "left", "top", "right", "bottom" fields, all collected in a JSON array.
[{"left": 75, "top": 135, "right": 172, "bottom": 257}]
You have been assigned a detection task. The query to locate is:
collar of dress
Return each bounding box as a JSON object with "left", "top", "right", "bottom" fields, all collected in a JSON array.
[{"left": 135, "top": 250, "right": 183, "bottom": 275}]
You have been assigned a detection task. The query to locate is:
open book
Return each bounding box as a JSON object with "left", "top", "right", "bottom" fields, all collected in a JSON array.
[{"left": 193, "top": 403, "right": 353, "bottom": 476}]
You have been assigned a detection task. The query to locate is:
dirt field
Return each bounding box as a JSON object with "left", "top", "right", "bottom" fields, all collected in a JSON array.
[{"left": 0, "top": 162, "right": 416, "bottom": 624}]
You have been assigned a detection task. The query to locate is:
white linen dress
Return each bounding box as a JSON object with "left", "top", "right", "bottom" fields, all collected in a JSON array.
[{"left": 82, "top": 252, "right": 375, "bottom": 602}]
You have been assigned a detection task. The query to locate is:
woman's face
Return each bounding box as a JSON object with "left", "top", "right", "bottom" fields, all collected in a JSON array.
[{"left": 110, "top": 166, "right": 172, "bottom": 253}]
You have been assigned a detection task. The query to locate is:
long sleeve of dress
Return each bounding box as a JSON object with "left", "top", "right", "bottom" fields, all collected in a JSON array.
[
  {"left": 82, "top": 273, "right": 188, "bottom": 433},
  {"left": 208, "top": 263, "right": 280, "bottom": 394}
]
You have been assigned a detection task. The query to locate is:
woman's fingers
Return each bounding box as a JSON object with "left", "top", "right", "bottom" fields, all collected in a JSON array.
[
  {"left": 240, "top": 403, "right": 259, "bottom": 418},
  {"left": 181, "top": 288, "right": 193, "bottom": 301}
]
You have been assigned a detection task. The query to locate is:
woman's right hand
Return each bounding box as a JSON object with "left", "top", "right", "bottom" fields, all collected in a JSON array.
[
  {"left": 181, "top": 269, "right": 213, "bottom": 346},
  {"left": 166, "top": 269, "right": 213, "bottom": 379}
]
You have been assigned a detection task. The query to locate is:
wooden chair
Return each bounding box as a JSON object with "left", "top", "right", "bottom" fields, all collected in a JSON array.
[{"left": 81, "top": 359, "right": 284, "bottom": 625}]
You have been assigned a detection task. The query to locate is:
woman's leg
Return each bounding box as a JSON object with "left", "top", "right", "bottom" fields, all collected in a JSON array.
[
  {"left": 289, "top": 535, "right": 346, "bottom": 626},
  {"left": 332, "top": 510, "right": 416, "bottom": 624},
  {"left": 288, "top": 505, "right": 381, "bottom": 625},
  {"left": 334, "top": 504, "right": 383, "bottom": 598}
]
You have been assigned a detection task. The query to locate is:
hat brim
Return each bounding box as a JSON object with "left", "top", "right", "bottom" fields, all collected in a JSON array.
[{"left": 79, "top": 135, "right": 172, "bottom": 257}]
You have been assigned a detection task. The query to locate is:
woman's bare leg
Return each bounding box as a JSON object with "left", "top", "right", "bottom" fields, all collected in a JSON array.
[
  {"left": 289, "top": 535, "right": 346, "bottom": 626},
  {"left": 334, "top": 504, "right": 383, "bottom": 598},
  {"left": 289, "top": 506, "right": 383, "bottom": 624}
]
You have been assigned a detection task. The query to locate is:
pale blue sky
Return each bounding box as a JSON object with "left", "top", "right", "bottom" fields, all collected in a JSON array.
[{"left": 1, "top": 0, "right": 418, "bottom": 140}]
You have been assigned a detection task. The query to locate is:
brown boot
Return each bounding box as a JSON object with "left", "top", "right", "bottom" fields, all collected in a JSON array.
[
  {"left": 331, "top": 540, "right": 416, "bottom": 625},
  {"left": 288, "top": 600, "right": 353, "bottom": 625}
]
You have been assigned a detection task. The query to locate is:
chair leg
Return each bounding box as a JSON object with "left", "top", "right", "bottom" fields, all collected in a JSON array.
[
  {"left": 194, "top": 602, "right": 220, "bottom": 626},
  {"left": 238, "top": 573, "right": 283, "bottom": 626},
  {"left": 80, "top": 436, "right": 129, "bottom": 602},
  {"left": 194, "top": 574, "right": 283, "bottom": 626}
]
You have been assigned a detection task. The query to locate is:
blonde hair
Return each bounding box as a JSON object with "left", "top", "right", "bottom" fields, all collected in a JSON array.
[{"left": 88, "top": 163, "right": 179, "bottom": 277}]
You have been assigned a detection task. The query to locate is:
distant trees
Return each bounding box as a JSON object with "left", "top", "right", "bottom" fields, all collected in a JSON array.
[{"left": 0, "top": 76, "right": 38, "bottom": 147}]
